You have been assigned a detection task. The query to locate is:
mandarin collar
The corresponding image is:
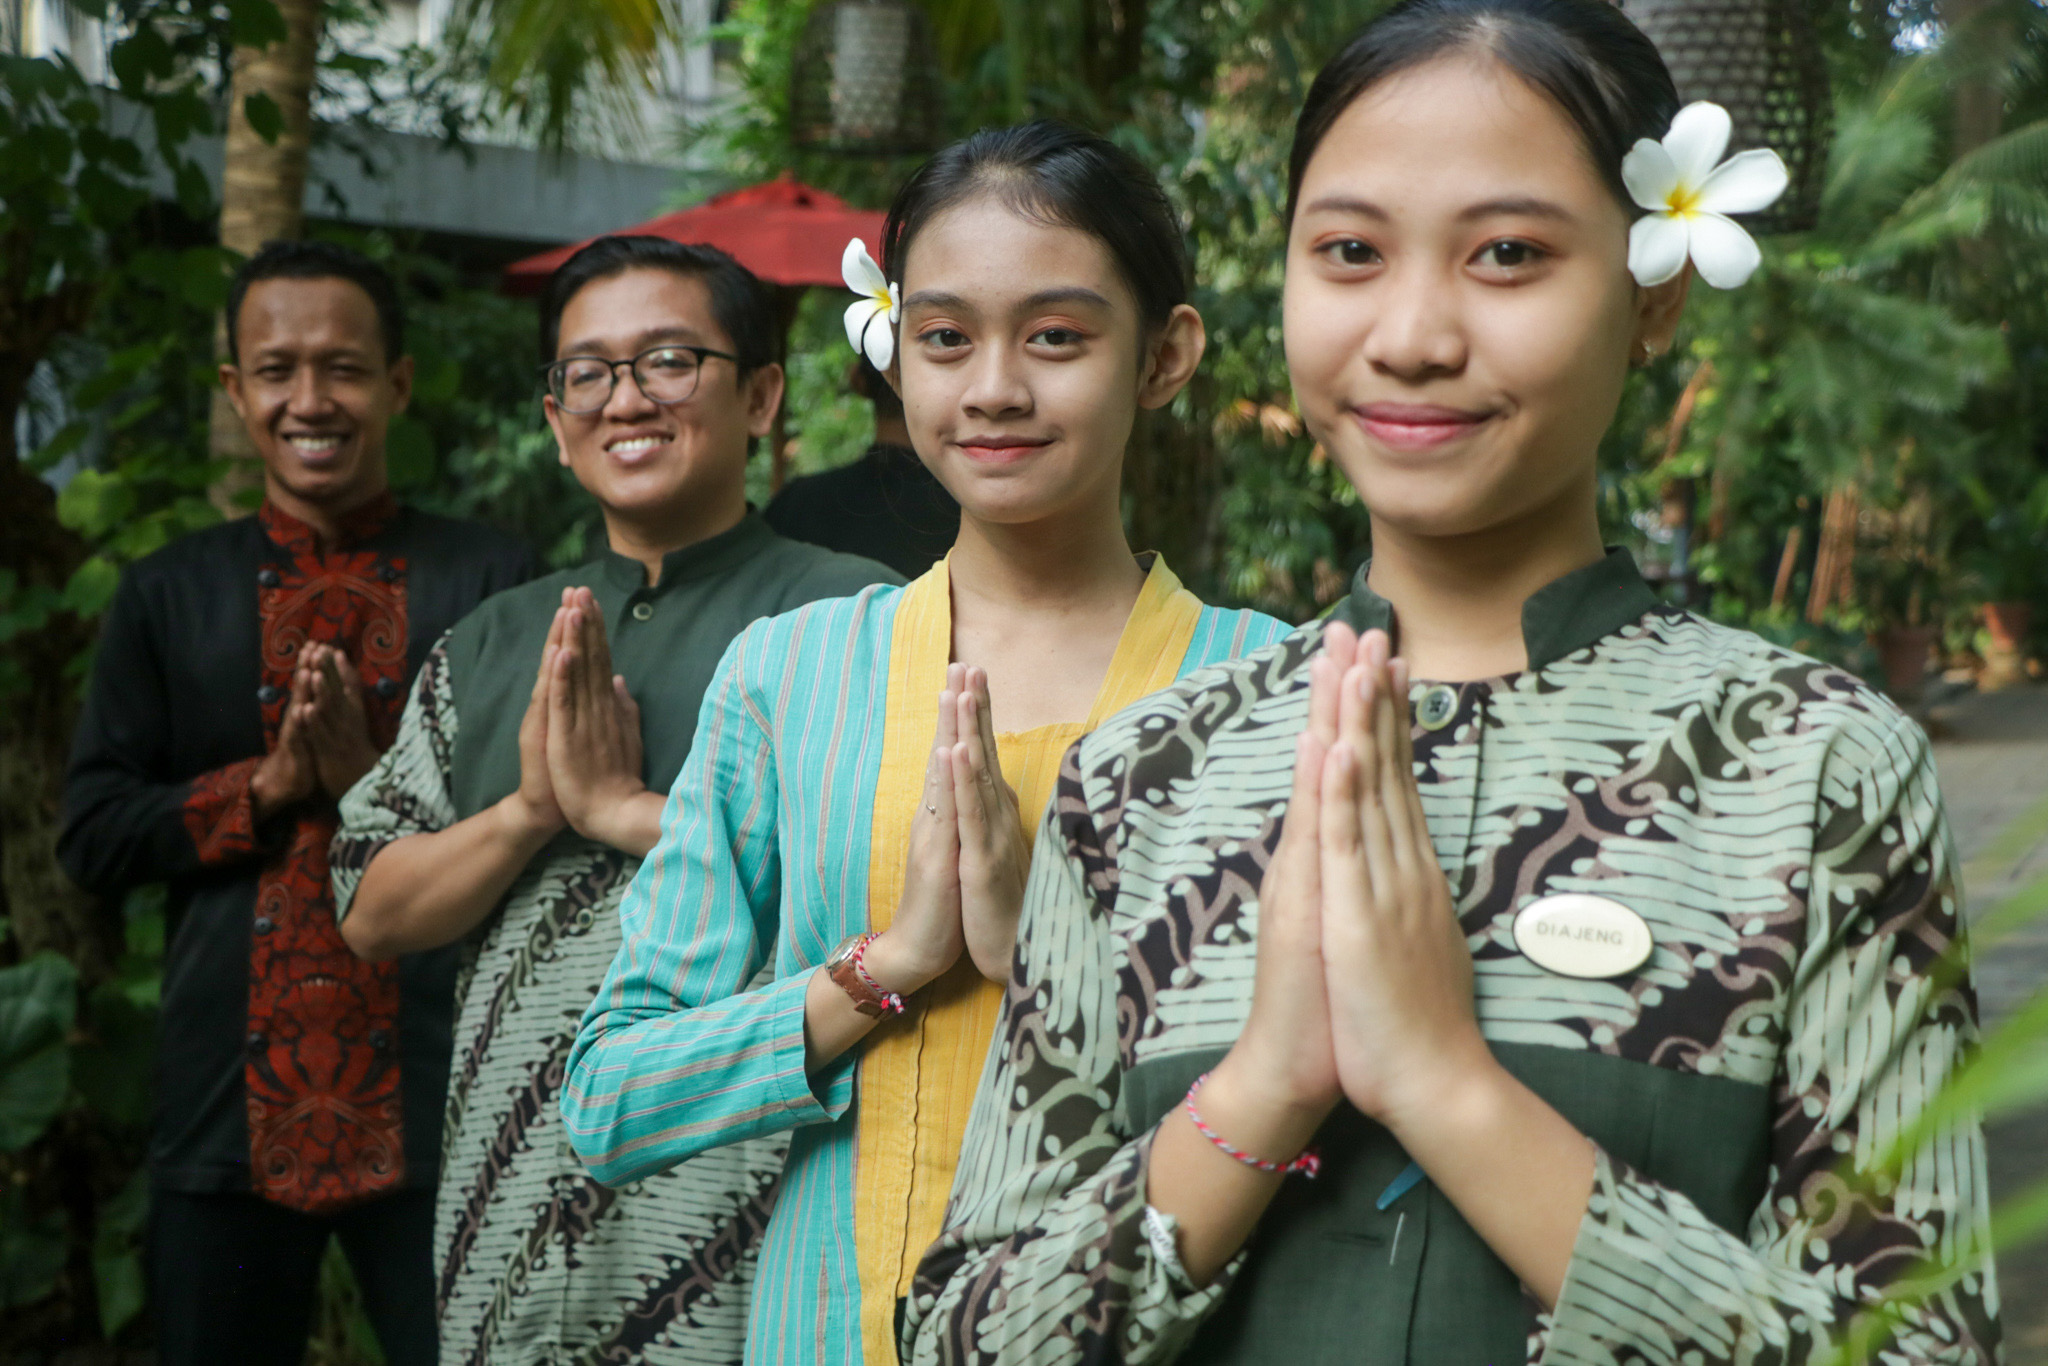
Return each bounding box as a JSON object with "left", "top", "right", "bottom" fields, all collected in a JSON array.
[
  {"left": 259, "top": 492, "right": 400, "bottom": 556},
  {"left": 597, "top": 510, "right": 776, "bottom": 595},
  {"left": 1331, "top": 547, "right": 1660, "bottom": 673}
]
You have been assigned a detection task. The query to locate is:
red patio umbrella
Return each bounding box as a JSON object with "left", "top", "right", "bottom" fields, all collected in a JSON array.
[
  {"left": 503, "top": 173, "right": 885, "bottom": 491},
  {"left": 501, "top": 172, "right": 883, "bottom": 295}
]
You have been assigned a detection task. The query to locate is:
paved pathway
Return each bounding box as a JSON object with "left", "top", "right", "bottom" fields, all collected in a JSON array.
[{"left": 1930, "top": 684, "right": 2048, "bottom": 1361}]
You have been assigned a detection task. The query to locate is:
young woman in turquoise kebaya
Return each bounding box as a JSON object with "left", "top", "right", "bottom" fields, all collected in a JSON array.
[
  {"left": 559, "top": 123, "right": 1290, "bottom": 1365},
  {"left": 906, "top": 2, "right": 2001, "bottom": 1363}
]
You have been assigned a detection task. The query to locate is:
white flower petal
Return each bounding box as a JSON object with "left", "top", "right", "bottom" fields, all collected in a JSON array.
[
  {"left": 1694, "top": 148, "right": 1789, "bottom": 216},
  {"left": 845, "top": 297, "right": 881, "bottom": 354},
  {"left": 1621, "top": 138, "right": 1679, "bottom": 211},
  {"left": 1686, "top": 212, "right": 1763, "bottom": 289},
  {"left": 1664, "top": 102, "right": 1732, "bottom": 187},
  {"left": 1628, "top": 213, "right": 1691, "bottom": 287},
  {"left": 885, "top": 281, "right": 901, "bottom": 323},
  {"left": 862, "top": 310, "right": 895, "bottom": 370},
  {"left": 842, "top": 237, "right": 887, "bottom": 296}
]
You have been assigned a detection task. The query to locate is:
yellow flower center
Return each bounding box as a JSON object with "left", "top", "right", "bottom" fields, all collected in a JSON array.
[{"left": 1666, "top": 183, "right": 1702, "bottom": 218}]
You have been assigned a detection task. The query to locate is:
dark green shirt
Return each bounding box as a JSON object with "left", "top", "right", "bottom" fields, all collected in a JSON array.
[
  {"left": 445, "top": 512, "right": 901, "bottom": 821},
  {"left": 332, "top": 512, "right": 896, "bottom": 1365}
]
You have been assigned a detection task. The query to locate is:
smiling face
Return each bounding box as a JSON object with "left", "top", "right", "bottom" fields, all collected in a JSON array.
[
  {"left": 221, "top": 276, "right": 412, "bottom": 513},
  {"left": 542, "top": 266, "right": 781, "bottom": 536},
  {"left": 894, "top": 195, "right": 1202, "bottom": 529},
  {"left": 1283, "top": 54, "right": 1686, "bottom": 542}
]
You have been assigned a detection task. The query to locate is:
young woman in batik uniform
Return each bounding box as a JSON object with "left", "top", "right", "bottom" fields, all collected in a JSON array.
[
  {"left": 904, "top": 4, "right": 2001, "bottom": 1364},
  {"left": 560, "top": 123, "right": 1291, "bottom": 1365}
]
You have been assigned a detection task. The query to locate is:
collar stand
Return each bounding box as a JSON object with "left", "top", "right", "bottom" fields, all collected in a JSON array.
[{"left": 1331, "top": 548, "right": 1659, "bottom": 674}]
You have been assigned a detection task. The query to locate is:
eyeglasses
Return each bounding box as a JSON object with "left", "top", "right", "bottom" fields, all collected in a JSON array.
[{"left": 541, "top": 343, "right": 740, "bottom": 414}]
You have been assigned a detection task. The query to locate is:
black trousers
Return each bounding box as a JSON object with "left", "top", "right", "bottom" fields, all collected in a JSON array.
[{"left": 148, "top": 1186, "right": 438, "bottom": 1366}]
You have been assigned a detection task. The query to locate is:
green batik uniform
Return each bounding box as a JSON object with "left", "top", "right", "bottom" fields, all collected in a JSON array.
[
  {"left": 906, "top": 549, "right": 2000, "bottom": 1366},
  {"left": 334, "top": 514, "right": 899, "bottom": 1366}
]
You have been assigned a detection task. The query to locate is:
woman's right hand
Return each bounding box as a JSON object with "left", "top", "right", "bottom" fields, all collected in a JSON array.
[
  {"left": 864, "top": 664, "right": 971, "bottom": 994},
  {"left": 1204, "top": 625, "right": 1355, "bottom": 1143}
]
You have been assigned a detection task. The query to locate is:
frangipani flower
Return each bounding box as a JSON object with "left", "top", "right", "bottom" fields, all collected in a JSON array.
[
  {"left": 841, "top": 238, "right": 900, "bottom": 370},
  {"left": 1622, "top": 101, "right": 1789, "bottom": 290}
]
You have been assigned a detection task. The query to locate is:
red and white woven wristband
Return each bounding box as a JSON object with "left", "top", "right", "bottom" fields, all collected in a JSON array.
[
  {"left": 850, "top": 933, "right": 907, "bottom": 1016},
  {"left": 1183, "top": 1072, "right": 1320, "bottom": 1178}
]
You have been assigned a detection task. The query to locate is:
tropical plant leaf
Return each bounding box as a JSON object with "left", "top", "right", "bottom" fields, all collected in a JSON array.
[
  {"left": 0, "top": 954, "right": 77, "bottom": 1152},
  {"left": 0, "top": 1188, "right": 67, "bottom": 1311},
  {"left": 91, "top": 1168, "right": 148, "bottom": 1338}
]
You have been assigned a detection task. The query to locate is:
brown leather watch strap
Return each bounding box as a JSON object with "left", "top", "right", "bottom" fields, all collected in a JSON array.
[{"left": 826, "top": 934, "right": 895, "bottom": 1017}]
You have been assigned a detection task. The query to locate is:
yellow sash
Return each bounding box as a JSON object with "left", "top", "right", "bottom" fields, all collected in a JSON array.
[{"left": 853, "top": 554, "right": 1201, "bottom": 1360}]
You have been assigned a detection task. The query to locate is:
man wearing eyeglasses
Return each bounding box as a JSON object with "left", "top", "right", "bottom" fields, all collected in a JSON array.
[{"left": 330, "top": 236, "right": 897, "bottom": 1366}]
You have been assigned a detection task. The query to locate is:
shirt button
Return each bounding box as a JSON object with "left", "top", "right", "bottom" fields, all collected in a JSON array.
[
  {"left": 253, "top": 916, "right": 274, "bottom": 934},
  {"left": 257, "top": 684, "right": 284, "bottom": 705},
  {"left": 374, "top": 676, "right": 400, "bottom": 699},
  {"left": 257, "top": 568, "right": 281, "bottom": 588},
  {"left": 1417, "top": 684, "right": 1459, "bottom": 731},
  {"left": 379, "top": 564, "right": 401, "bottom": 583},
  {"left": 369, "top": 1029, "right": 391, "bottom": 1052},
  {"left": 630, "top": 601, "right": 654, "bottom": 622},
  {"left": 246, "top": 1031, "right": 266, "bottom": 1053}
]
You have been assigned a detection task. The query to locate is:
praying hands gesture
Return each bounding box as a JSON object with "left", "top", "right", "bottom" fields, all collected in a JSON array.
[
  {"left": 505, "top": 587, "right": 663, "bottom": 859},
  {"left": 1237, "top": 624, "right": 1486, "bottom": 1127},
  {"left": 1149, "top": 622, "right": 1594, "bottom": 1305},
  {"left": 866, "top": 663, "right": 1030, "bottom": 991},
  {"left": 251, "top": 641, "right": 384, "bottom": 818},
  {"left": 342, "top": 587, "right": 659, "bottom": 960}
]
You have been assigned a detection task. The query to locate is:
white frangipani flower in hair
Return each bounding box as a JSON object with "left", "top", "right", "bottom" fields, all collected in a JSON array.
[
  {"left": 1621, "top": 101, "right": 1789, "bottom": 290},
  {"left": 841, "top": 238, "right": 900, "bottom": 370}
]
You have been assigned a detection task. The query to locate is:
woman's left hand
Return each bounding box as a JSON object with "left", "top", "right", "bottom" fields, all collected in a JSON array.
[
  {"left": 1318, "top": 630, "right": 1492, "bottom": 1129},
  {"left": 951, "top": 666, "right": 1029, "bottom": 983}
]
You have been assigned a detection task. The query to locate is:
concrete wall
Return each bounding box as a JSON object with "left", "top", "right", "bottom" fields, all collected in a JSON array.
[{"left": 95, "top": 91, "right": 685, "bottom": 250}]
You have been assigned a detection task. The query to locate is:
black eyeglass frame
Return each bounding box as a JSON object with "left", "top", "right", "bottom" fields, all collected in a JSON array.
[{"left": 540, "top": 343, "right": 743, "bottom": 414}]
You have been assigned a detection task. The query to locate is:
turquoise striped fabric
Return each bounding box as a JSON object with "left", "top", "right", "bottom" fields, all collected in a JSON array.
[{"left": 562, "top": 583, "right": 1289, "bottom": 1366}]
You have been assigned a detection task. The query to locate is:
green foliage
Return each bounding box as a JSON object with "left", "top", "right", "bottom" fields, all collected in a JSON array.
[
  {"left": 1641, "top": 39, "right": 2047, "bottom": 639},
  {"left": 0, "top": 1188, "right": 69, "bottom": 1314},
  {"left": 0, "top": 956, "right": 78, "bottom": 1153}
]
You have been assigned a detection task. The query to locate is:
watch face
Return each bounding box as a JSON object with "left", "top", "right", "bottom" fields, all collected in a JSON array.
[{"left": 825, "top": 936, "right": 860, "bottom": 971}]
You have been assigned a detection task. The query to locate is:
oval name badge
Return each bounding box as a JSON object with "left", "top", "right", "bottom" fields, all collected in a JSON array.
[{"left": 1511, "top": 894, "right": 1653, "bottom": 980}]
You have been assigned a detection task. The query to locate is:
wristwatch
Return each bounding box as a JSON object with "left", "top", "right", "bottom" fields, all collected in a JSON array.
[{"left": 824, "top": 933, "right": 904, "bottom": 1017}]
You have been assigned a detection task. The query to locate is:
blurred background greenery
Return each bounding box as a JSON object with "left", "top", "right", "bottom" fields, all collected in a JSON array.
[{"left": 3, "top": 0, "right": 2045, "bottom": 1359}]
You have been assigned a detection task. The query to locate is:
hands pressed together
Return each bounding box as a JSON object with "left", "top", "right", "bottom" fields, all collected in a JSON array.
[
  {"left": 504, "top": 587, "right": 660, "bottom": 857},
  {"left": 866, "top": 663, "right": 1031, "bottom": 991},
  {"left": 1211, "top": 622, "right": 1492, "bottom": 1159},
  {"left": 251, "top": 642, "right": 384, "bottom": 819}
]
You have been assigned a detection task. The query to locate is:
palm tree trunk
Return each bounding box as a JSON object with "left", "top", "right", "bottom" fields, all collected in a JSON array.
[
  {"left": 1942, "top": 0, "right": 2006, "bottom": 156},
  {"left": 207, "top": 0, "right": 325, "bottom": 514}
]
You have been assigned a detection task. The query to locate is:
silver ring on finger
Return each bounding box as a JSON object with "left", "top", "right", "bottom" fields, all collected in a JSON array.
[{"left": 925, "top": 803, "right": 937, "bottom": 816}]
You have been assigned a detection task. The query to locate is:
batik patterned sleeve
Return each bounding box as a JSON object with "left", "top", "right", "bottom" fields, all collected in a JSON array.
[
  {"left": 1542, "top": 704, "right": 1999, "bottom": 1366},
  {"left": 561, "top": 623, "right": 850, "bottom": 1186},
  {"left": 903, "top": 749, "right": 1238, "bottom": 1366},
  {"left": 331, "top": 638, "right": 459, "bottom": 921}
]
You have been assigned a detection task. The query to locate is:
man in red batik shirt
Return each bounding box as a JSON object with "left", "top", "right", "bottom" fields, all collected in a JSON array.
[{"left": 59, "top": 241, "right": 531, "bottom": 1366}]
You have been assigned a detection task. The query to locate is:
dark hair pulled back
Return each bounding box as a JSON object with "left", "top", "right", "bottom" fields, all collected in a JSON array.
[
  {"left": 540, "top": 236, "right": 779, "bottom": 373},
  {"left": 881, "top": 120, "right": 1189, "bottom": 328},
  {"left": 1287, "top": 0, "right": 1680, "bottom": 220}
]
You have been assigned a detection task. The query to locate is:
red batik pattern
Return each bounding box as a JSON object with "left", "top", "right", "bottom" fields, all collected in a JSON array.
[
  {"left": 182, "top": 756, "right": 263, "bottom": 865},
  {"left": 244, "top": 497, "right": 411, "bottom": 1214}
]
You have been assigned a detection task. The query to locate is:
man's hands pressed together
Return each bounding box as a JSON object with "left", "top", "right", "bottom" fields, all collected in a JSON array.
[
  {"left": 339, "top": 587, "right": 662, "bottom": 961},
  {"left": 251, "top": 641, "right": 383, "bottom": 820},
  {"left": 544, "top": 587, "right": 662, "bottom": 858}
]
